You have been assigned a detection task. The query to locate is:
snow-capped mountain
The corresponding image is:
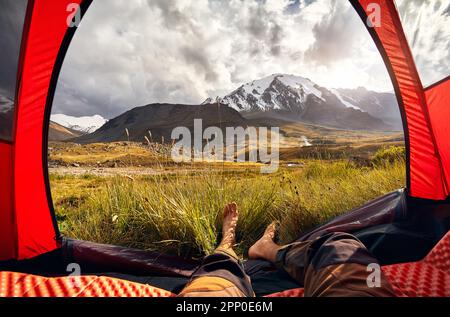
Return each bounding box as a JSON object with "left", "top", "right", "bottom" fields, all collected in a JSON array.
[
  {"left": 219, "top": 74, "right": 325, "bottom": 112},
  {"left": 336, "top": 87, "right": 402, "bottom": 130},
  {"left": 330, "top": 89, "right": 362, "bottom": 111},
  {"left": 74, "top": 103, "right": 247, "bottom": 144},
  {"left": 50, "top": 114, "right": 108, "bottom": 134},
  {"left": 206, "top": 74, "right": 400, "bottom": 131},
  {"left": 49, "top": 121, "right": 83, "bottom": 141}
]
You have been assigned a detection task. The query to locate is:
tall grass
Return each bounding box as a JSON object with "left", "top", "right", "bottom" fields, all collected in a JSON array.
[{"left": 55, "top": 157, "right": 405, "bottom": 258}]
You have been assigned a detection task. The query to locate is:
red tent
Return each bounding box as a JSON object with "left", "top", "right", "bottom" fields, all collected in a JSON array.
[{"left": 0, "top": 0, "right": 449, "bottom": 297}]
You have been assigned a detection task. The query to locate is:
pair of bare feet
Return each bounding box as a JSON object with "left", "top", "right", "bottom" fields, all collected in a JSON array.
[{"left": 218, "top": 202, "right": 281, "bottom": 263}]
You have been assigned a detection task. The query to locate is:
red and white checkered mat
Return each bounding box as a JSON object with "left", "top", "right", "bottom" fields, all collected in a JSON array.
[
  {"left": 382, "top": 262, "right": 449, "bottom": 297},
  {"left": 424, "top": 230, "right": 450, "bottom": 272},
  {"left": 268, "top": 231, "right": 450, "bottom": 297},
  {"left": 382, "top": 230, "right": 450, "bottom": 297},
  {"left": 0, "top": 272, "right": 175, "bottom": 297}
]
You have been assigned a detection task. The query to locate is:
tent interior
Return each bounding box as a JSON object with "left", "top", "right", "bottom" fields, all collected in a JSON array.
[{"left": 0, "top": 0, "right": 449, "bottom": 297}]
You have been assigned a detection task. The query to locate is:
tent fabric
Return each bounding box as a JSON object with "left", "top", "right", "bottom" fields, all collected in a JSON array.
[
  {"left": 351, "top": 0, "right": 450, "bottom": 200},
  {"left": 296, "top": 189, "right": 405, "bottom": 242},
  {"left": 0, "top": 143, "right": 15, "bottom": 260},
  {"left": 294, "top": 189, "right": 447, "bottom": 265},
  {"left": 267, "top": 230, "right": 450, "bottom": 297},
  {"left": 425, "top": 78, "right": 450, "bottom": 196},
  {"left": 13, "top": 0, "right": 88, "bottom": 260},
  {"left": 0, "top": 271, "right": 175, "bottom": 297},
  {"left": 0, "top": 0, "right": 89, "bottom": 262},
  {"left": 67, "top": 239, "right": 200, "bottom": 278}
]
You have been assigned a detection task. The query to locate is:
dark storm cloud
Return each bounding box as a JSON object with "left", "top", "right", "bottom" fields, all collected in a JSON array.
[
  {"left": 0, "top": 0, "right": 28, "bottom": 98},
  {"left": 246, "top": 5, "right": 284, "bottom": 57},
  {"left": 144, "top": 80, "right": 185, "bottom": 105},
  {"left": 247, "top": 7, "right": 269, "bottom": 39},
  {"left": 146, "top": 0, "right": 199, "bottom": 36},
  {"left": 54, "top": 79, "right": 122, "bottom": 118},
  {"left": 304, "top": 0, "right": 356, "bottom": 66},
  {"left": 146, "top": 0, "right": 187, "bottom": 27},
  {"left": 269, "top": 23, "right": 283, "bottom": 56},
  {"left": 180, "top": 46, "right": 218, "bottom": 82}
]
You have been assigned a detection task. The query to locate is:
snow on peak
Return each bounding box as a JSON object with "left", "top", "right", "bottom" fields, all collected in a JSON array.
[
  {"left": 330, "top": 89, "right": 361, "bottom": 111},
  {"left": 220, "top": 74, "right": 325, "bottom": 112},
  {"left": 241, "top": 74, "right": 279, "bottom": 95},
  {"left": 51, "top": 114, "right": 108, "bottom": 134},
  {"left": 240, "top": 74, "right": 322, "bottom": 98},
  {"left": 276, "top": 74, "right": 323, "bottom": 99}
]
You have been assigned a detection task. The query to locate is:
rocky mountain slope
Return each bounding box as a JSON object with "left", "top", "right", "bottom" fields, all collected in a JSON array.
[
  {"left": 209, "top": 74, "right": 400, "bottom": 131},
  {"left": 74, "top": 103, "right": 248, "bottom": 144}
]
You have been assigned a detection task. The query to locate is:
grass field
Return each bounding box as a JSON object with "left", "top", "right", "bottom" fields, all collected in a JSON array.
[{"left": 50, "top": 145, "right": 406, "bottom": 258}]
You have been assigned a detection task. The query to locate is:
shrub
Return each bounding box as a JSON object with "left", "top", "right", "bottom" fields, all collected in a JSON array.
[{"left": 371, "top": 146, "right": 405, "bottom": 166}]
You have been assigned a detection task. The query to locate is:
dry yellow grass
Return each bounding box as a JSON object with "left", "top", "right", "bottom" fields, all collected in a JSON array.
[{"left": 51, "top": 150, "right": 405, "bottom": 258}]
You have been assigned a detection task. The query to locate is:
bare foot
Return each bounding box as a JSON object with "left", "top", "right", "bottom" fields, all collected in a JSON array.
[
  {"left": 218, "top": 202, "right": 239, "bottom": 250},
  {"left": 248, "top": 222, "right": 281, "bottom": 263}
]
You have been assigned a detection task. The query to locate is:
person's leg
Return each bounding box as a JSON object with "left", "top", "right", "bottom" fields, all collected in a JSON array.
[
  {"left": 249, "top": 224, "right": 395, "bottom": 297},
  {"left": 178, "top": 203, "right": 254, "bottom": 297}
]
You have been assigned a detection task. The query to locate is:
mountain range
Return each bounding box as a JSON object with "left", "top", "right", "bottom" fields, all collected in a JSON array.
[
  {"left": 1, "top": 94, "right": 107, "bottom": 141},
  {"left": 207, "top": 74, "right": 401, "bottom": 131},
  {"left": 49, "top": 121, "right": 83, "bottom": 141},
  {"left": 45, "top": 73, "right": 402, "bottom": 143},
  {"left": 51, "top": 114, "right": 108, "bottom": 134},
  {"left": 74, "top": 103, "right": 247, "bottom": 144},
  {"left": 336, "top": 87, "right": 402, "bottom": 130}
]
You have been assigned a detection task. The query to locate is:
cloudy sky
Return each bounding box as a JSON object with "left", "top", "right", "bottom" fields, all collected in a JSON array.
[{"left": 45, "top": 0, "right": 447, "bottom": 118}]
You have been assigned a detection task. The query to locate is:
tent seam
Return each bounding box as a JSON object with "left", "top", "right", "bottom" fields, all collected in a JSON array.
[{"left": 386, "top": 1, "right": 449, "bottom": 198}]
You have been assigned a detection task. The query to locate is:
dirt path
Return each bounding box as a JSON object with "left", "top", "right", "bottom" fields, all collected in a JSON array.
[
  {"left": 48, "top": 166, "right": 214, "bottom": 177},
  {"left": 49, "top": 162, "right": 302, "bottom": 177}
]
